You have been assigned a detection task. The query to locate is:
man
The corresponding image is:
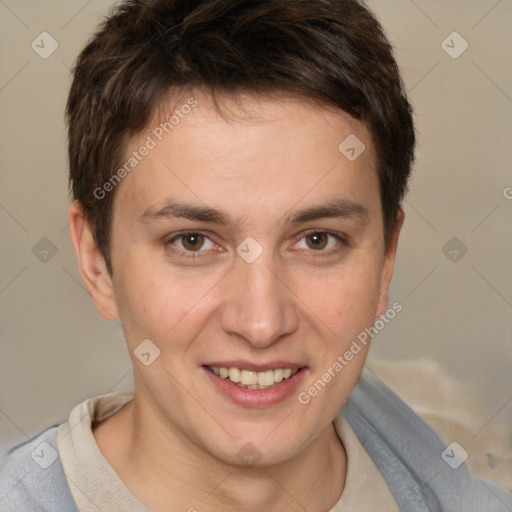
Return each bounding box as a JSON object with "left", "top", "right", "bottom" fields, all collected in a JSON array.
[{"left": 1, "top": 0, "right": 511, "bottom": 510}]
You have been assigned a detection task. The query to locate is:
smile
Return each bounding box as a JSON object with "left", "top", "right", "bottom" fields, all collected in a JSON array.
[{"left": 207, "top": 366, "right": 300, "bottom": 389}]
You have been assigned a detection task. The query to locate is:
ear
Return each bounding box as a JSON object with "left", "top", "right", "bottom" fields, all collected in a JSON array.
[
  {"left": 375, "top": 207, "right": 405, "bottom": 319},
  {"left": 68, "top": 200, "right": 119, "bottom": 321}
]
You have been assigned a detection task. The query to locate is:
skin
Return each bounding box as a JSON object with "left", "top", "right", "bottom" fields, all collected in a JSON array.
[{"left": 69, "top": 91, "right": 404, "bottom": 511}]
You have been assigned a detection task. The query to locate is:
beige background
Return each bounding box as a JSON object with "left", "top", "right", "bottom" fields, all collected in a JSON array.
[{"left": 1, "top": 0, "right": 511, "bottom": 458}]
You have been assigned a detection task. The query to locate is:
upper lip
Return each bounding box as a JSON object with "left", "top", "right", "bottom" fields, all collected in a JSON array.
[{"left": 203, "top": 361, "right": 306, "bottom": 372}]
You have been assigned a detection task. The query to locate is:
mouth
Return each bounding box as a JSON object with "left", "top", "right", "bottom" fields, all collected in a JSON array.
[
  {"left": 205, "top": 365, "right": 301, "bottom": 390},
  {"left": 202, "top": 362, "right": 308, "bottom": 407}
]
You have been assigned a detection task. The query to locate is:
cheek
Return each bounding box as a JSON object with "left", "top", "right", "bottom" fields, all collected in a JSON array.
[
  {"left": 295, "top": 261, "right": 382, "bottom": 409},
  {"left": 293, "top": 258, "right": 382, "bottom": 341},
  {"left": 112, "top": 259, "right": 222, "bottom": 347}
]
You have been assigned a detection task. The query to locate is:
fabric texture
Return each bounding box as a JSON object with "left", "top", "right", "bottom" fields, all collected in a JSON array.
[
  {"left": 330, "top": 416, "right": 398, "bottom": 511},
  {"left": 56, "top": 392, "right": 154, "bottom": 511},
  {"left": 0, "top": 425, "right": 77, "bottom": 512}
]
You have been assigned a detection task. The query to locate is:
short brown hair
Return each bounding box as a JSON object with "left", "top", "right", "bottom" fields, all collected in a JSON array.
[{"left": 67, "top": 0, "right": 416, "bottom": 274}]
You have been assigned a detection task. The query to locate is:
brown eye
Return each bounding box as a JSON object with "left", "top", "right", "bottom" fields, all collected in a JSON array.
[
  {"left": 305, "top": 232, "right": 329, "bottom": 250},
  {"left": 181, "top": 232, "right": 205, "bottom": 251},
  {"left": 293, "top": 230, "right": 347, "bottom": 254},
  {"left": 167, "top": 231, "right": 216, "bottom": 256}
]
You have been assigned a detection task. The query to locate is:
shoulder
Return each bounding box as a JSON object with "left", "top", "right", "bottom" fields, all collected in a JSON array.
[{"left": 0, "top": 425, "right": 77, "bottom": 512}]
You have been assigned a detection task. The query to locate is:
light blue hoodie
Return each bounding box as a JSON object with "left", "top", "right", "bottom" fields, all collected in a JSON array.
[{"left": 1, "top": 367, "right": 511, "bottom": 511}]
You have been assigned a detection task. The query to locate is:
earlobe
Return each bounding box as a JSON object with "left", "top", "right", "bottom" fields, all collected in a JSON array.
[
  {"left": 68, "top": 200, "right": 119, "bottom": 321},
  {"left": 375, "top": 208, "right": 405, "bottom": 319}
]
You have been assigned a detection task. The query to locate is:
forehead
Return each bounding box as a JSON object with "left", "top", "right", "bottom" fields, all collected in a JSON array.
[{"left": 113, "top": 92, "right": 379, "bottom": 226}]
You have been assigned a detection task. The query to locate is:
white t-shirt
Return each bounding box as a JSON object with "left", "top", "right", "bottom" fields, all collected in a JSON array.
[{"left": 56, "top": 391, "right": 399, "bottom": 511}]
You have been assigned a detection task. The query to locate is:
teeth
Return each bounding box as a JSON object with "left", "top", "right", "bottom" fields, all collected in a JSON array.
[
  {"left": 257, "top": 370, "right": 275, "bottom": 386},
  {"left": 241, "top": 370, "right": 258, "bottom": 386},
  {"left": 228, "top": 367, "right": 241, "bottom": 382},
  {"left": 208, "top": 366, "right": 299, "bottom": 388}
]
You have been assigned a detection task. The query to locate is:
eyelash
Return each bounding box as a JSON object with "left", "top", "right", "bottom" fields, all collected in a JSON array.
[{"left": 165, "top": 229, "right": 349, "bottom": 259}]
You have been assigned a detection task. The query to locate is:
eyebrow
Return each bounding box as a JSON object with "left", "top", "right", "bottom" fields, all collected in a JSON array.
[{"left": 138, "top": 198, "right": 369, "bottom": 227}]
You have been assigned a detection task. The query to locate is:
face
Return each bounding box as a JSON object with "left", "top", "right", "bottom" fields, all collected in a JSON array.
[{"left": 76, "top": 92, "right": 401, "bottom": 467}]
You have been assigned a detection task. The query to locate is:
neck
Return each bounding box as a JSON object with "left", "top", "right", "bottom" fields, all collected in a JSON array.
[{"left": 93, "top": 394, "right": 347, "bottom": 512}]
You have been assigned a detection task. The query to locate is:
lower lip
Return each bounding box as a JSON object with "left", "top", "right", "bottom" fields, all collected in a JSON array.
[{"left": 202, "top": 366, "right": 308, "bottom": 407}]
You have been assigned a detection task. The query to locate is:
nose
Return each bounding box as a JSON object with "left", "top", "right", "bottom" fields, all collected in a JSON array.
[{"left": 219, "top": 252, "right": 299, "bottom": 349}]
